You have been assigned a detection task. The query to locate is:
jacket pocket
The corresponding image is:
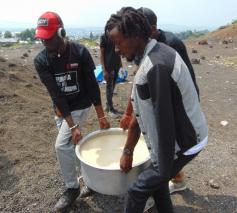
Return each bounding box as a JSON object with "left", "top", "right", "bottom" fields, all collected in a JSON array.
[{"left": 136, "top": 83, "right": 150, "bottom": 100}]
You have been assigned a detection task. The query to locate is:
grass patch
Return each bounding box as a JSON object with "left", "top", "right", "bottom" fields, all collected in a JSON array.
[
  {"left": 0, "top": 42, "right": 33, "bottom": 49},
  {"left": 77, "top": 38, "right": 98, "bottom": 48},
  {"left": 223, "top": 56, "right": 237, "bottom": 67}
]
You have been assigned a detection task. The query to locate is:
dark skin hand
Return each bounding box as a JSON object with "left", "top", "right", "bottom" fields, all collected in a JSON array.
[
  {"left": 98, "top": 117, "right": 110, "bottom": 129},
  {"left": 71, "top": 127, "right": 83, "bottom": 145},
  {"left": 120, "top": 116, "right": 140, "bottom": 173},
  {"left": 120, "top": 153, "right": 133, "bottom": 173},
  {"left": 64, "top": 114, "right": 83, "bottom": 145}
]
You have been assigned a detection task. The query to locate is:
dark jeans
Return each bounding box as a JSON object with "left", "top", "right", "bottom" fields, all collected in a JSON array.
[
  {"left": 124, "top": 153, "right": 199, "bottom": 213},
  {"left": 106, "top": 70, "right": 118, "bottom": 110}
]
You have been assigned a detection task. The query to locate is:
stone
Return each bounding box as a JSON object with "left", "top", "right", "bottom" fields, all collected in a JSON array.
[{"left": 191, "top": 58, "right": 200, "bottom": 64}]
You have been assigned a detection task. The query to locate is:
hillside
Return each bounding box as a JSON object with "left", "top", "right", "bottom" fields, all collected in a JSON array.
[{"left": 205, "top": 22, "right": 237, "bottom": 40}]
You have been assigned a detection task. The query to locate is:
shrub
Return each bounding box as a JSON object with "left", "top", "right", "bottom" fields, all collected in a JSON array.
[
  {"left": 232, "top": 19, "right": 237, "bottom": 24},
  {"left": 4, "top": 31, "right": 12, "bottom": 38},
  {"left": 17, "top": 28, "right": 35, "bottom": 41}
]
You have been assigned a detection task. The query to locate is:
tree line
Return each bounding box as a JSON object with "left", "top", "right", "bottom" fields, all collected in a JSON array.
[
  {"left": 0, "top": 28, "right": 35, "bottom": 41},
  {"left": 175, "top": 30, "right": 209, "bottom": 40},
  {"left": 0, "top": 28, "right": 211, "bottom": 42}
]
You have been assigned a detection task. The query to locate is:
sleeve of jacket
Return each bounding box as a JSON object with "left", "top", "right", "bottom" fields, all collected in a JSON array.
[
  {"left": 34, "top": 55, "right": 71, "bottom": 117},
  {"left": 147, "top": 64, "right": 176, "bottom": 181},
  {"left": 80, "top": 46, "right": 101, "bottom": 106},
  {"left": 170, "top": 39, "right": 199, "bottom": 96}
]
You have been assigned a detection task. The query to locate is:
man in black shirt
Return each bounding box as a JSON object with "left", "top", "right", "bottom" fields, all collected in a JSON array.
[
  {"left": 100, "top": 29, "right": 122, "bottom": 117},
  {"left": 137, "top": 7, "right": 199, "bottom": 94},
  {"left": 34, "top": 11, "right": 110, "bottom": 211},
  {"left": 120, "top": 7, "right": 199, "bottom": 196}
]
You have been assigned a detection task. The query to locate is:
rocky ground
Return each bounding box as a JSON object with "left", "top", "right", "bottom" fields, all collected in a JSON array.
[{"left": 0, "top": 34, "right": 237, "bottom": 213}]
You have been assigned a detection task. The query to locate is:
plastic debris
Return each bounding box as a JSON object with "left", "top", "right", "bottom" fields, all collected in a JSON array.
[{"left": 220, "top": 120, "right": 228, "bottom": 126}]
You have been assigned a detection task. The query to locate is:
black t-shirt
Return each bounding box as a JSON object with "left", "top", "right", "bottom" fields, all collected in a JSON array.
[
  {"left": 34, "top": 41, "right": 101, "bottom": 118},
  {"left": 100, "top": 34, "right": 121, "bottom": 72}
]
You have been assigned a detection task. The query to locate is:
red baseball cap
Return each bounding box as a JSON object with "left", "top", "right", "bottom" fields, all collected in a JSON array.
[{"left": 35, "top": 11, "right": 63, "bottom": 39}]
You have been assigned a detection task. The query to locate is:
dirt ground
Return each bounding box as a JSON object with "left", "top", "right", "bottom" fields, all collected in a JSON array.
[{"left": 0, "top": 34, "right": 237, "bottom": 213}]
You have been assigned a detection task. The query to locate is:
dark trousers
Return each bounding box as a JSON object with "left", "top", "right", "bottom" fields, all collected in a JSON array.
[
  {"left": 124, "top": 153, "right": 199, "bottom": 213},
  {"left": 106, "top": 70, "right": 118, "bottom": 110}
]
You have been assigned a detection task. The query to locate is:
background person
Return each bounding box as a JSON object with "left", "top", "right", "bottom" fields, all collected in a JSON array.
[
  {"left": 34, "top": 11, "right": 110, "bottom": 211},
  {"left": 100, "top": 26, "right": 122, "bottom": 117},
  {"left": 107, "top": 7, "right": 208, "bottom": 213}
]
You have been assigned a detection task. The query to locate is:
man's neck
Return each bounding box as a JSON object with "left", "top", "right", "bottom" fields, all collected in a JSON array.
[
  {"left": 137, "top": 38, "right": 149, "bottom": 58},
  {"left": 58, "top": 38, "right": 68, "bottom": 55}
]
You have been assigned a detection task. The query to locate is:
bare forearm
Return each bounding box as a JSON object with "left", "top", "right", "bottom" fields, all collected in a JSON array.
[
  {"left": 124, "top": 116, "right": 141, "bottom": 152},
  {"left": 94, "top": 105, "right": 105, "bottom": 119},
  {"left": 94, "top": 104, "right": 110, "bottom": 129},
  {"left": 124, "top": 97, "right": 133, "bottom": 116},
  {"left": 64, "top": 114, "right": 76, "bottom": 128}
]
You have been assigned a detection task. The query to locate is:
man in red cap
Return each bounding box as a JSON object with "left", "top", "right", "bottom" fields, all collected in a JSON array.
[{"left": 34, "top": 11, "right": 110, "bottom": 211}]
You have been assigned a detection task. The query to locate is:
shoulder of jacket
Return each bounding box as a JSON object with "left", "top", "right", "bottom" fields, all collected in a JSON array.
[{"left": 34, "top": 49, "right": 47, "bottom": 63}]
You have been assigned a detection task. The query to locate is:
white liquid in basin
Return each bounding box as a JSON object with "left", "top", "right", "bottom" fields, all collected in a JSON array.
[{"left": 80, "top": 134, "right": 149, "bottom": 169}]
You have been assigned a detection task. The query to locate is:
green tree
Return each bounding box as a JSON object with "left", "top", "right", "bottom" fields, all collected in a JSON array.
[
  {"left": 4, "top": 31, "right": 12, "bottom": 38},
  {"left": 18, "top": 28, "right": 35, "bottom": 41},
  {"left": 89, "top": 32, "right": 94, "bottom": 40},
  {"left": 175, "top": 30, "right": 208, "bottom": 40}
]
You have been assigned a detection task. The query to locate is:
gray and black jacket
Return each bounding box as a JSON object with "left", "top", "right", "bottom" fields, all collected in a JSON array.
[
  {"left": 135, "top": 29, "right": 199, "bottom": 96},
  {"left": 131, "top": 39, "right": 208, "bottom": 178}
]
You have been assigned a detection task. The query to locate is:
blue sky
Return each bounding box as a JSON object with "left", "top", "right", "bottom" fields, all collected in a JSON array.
[{"left": 0, "top": 0, "right": 236, "bottom": 29}]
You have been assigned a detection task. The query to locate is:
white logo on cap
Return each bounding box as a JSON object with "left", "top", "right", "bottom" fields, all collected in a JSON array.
[{"left": 37, "top": 18, "right": 48, "bottom": 26}]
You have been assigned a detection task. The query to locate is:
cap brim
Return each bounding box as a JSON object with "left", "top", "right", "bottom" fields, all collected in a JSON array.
[{"left": 35, "top": 28, "right": 56, "bottom": 40}]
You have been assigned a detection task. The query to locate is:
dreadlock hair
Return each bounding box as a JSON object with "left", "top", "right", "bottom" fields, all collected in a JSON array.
[
  {"left": 137, "top": 7, "right": 157, "bottom": 26},
  {"left": 105, "top": 7, "right": 151, "bottom": 40}
]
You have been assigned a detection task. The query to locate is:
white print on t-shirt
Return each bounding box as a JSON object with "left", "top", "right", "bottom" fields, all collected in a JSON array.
[{"left": 55, "top": 70, "right": 80, "bottom": 95}]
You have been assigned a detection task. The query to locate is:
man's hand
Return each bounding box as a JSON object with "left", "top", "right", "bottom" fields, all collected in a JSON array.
[
  {"left": 120, "top": 153, "right": 133, "bottom": 173},
  {"left": 120, "top": 114, "right": 132, "bottom": 130},
  {"left": 71, "top": 128, "right": 83, "bottom": 144},
  {"left": 99, "top": 117, "right": 110, "bottom": 129},
  {"left": 54, "top": 106, "right": 62, "bottom": 117}
]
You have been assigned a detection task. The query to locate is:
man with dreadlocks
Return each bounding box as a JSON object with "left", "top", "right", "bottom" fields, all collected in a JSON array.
[
  {"left": 106, "top": 7, "right": 208, "bottom": 213},
  {"left": 120, "top": 7, "right": 199, "bottom": 195}
]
